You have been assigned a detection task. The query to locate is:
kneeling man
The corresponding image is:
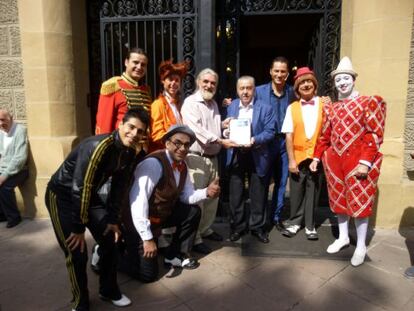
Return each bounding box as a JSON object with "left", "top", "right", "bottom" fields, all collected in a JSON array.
[{"left": 120, "top": 125, "right": 220, "bottom": 282}]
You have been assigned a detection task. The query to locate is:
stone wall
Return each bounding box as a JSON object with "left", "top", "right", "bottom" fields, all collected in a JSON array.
[
  {"left": 404, "top": 12, "right": 414, "bottom": 173},
  {"left": 340, "top": 0, "right": 414, "bottom": 227},
  {"left": 0, "top": 0, "right": 25, "bottom": 121}
]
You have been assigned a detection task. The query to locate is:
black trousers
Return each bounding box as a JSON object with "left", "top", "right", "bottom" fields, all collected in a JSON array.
[
  {"left": 229, "top": 150, "right": 267, "bottom": 233},
  {"left": 45, "top": 187, "right": 121, "bottom": 311},
  {"left": 287, "top": 159, "right": 322, "bottom": 230},
  {"left": 0, "top": 169, "right": 28, "bottom": 222},
  {"left": 119, "top": 203, "right": 201, "bottom": 282}
]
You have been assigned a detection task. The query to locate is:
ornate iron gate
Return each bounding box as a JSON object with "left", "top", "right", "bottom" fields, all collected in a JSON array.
[
  {"left": 216, "top": 0, "right": 341, "bottom": 98},
  {"left": 87, "top": 0, "right": 198, "bottom": 126}
]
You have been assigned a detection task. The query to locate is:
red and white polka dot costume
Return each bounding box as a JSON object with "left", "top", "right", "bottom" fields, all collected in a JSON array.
[{"left": 313, "top": 95, "right": 386, "bottom": 218}]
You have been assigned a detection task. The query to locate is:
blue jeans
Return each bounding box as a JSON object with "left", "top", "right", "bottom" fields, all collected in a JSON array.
[{"left": 266, "top": 139, "right": 289, "bottom": 223}]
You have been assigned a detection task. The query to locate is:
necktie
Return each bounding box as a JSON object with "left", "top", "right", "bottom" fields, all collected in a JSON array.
[
  {"left": 301, "top": 100, "right": 315, "bottom": 106},
  {"left": 172, "top": 161, "right": 185, "bottom": 172}
]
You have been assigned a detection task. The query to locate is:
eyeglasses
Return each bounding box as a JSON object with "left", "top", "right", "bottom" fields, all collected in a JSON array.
[{"left": 169, "top": 139, "right": 192, "bottom": 150}]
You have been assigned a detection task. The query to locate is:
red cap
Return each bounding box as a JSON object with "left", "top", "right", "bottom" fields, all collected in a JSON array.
[
  {"left": 294, "top": 67, "right": 315, "bottom": 81},
  {"left": 293, "top": 67, "right": 318, "bottom": 98}
]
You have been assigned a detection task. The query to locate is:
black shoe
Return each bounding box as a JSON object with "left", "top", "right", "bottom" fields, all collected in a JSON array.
[
  {"left": 164, "top": 255, "right": 200, "bottom": 270},
  {"left": 305, "top": 228, "right": 319, "bottom": 241},
  {"left": 6, "top": 217, "right": 21, "bottom": 228},
  {"left": 229, "top": 232, "right": 241, "bottom": 242},
  {"left": 281, "top": 228, "right": 295, "bottom": 238},
  {"left": 204, "top": 231, "right": 223, "bottom": 242},
  {"left": 306, "top": 233, "right": 319, "bottom": 240},
  {"left": 0, "top": 214, "right": 6, "bottom": 222},
  {"left": 273, "top": 221, "right": 285, "bottom": 232},
  {"left": 192, "top": 243, "right": 212, "bottom": 254},
  {"left": 251, "top": 230, "right": 270, "bottom": 244}
]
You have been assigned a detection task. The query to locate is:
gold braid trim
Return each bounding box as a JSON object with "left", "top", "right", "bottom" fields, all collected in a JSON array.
[
  {"left": 122, "top": 89, "right": 152, "bottom": 111},
  {"left": 100, "top": 76, "right": 122, "bottom": 95}
]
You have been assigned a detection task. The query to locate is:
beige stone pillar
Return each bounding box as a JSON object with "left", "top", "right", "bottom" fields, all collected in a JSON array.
[
  {"left": 17, "top": 0, "right": 90, "bottom": 218},
  {"left": 341, "top": 0, "right": 414, "bottom": 227}
]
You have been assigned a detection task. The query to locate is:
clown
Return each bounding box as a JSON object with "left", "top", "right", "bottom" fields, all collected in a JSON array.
[
  {"left": 149, "top": 59, "right": 189, "bottom": 151},
  {"left": 309, "top": 57, "right": 386, "bottom": 266}
]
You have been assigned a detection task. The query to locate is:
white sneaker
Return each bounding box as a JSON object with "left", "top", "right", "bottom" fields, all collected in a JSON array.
[
  {"left": 305, "top": 228, "right": 318, "bottom": 240},
  {"left": 286, "top": 224, "right": 300, "bottom": 234},
  {"left": 164, "top": 255, "right": 199, "bottom": 269},
  {"left": 326, "top": 238, "right": 350, "bottom": 254},
  {"left": 305, "top": 228, "right": 317, "bottom": 235},
  {"left": 91, "top": 244, "right": 100, "bottom": 272},
  {"left": 100, "top": 293, "right": 132, "bottom": 307},
  {"left": 351, "top": 248, "right": 367, "bottom": 267}
]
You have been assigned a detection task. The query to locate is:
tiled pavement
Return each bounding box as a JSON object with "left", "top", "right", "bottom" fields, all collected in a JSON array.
[{"left": 1, "top": 219, "right": 414, "bottom": 311}]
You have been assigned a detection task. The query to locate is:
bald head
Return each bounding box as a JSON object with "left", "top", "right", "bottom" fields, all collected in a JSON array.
[{"left": 0, "top": 109, "right": 13, "bottom": 133}]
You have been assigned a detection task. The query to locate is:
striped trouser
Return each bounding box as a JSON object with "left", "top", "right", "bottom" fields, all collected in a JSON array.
[{"left": 45, "top": 187, "right": 120, "bottom": 311}]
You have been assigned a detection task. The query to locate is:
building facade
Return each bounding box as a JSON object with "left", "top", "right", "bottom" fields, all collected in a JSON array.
[{"left": 4, "top": 0, "right": 414, "bottom": 227}]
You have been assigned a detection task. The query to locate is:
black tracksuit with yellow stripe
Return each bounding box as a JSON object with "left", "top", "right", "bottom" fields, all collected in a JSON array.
[{"left": 45, "top": 131, "right": 138, "bottom": 311}]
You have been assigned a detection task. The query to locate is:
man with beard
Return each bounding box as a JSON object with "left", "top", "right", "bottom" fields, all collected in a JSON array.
[
  {"left": 181, "top": 68, "right": 236, "bottom": 254},
  {"left": 95, "top": 48, "right": 152, "bottom": 135}
]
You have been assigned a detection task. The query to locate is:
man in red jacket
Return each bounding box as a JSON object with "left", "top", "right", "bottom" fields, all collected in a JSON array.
[{"left": 95, "top": 48, "right": 152, "bottom": 135}]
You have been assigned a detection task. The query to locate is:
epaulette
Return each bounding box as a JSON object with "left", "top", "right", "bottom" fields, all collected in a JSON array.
[{"left": 100, "top": 76, "right": 122, "bottom": 95}]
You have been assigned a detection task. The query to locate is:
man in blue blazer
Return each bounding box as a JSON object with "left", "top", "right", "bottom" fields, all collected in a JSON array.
[
  {"left": 255, "top": 57, "right": 296, "bottom": 231},
  {"left": 225, "top": 76, "right": 276, "bottom": 243}
]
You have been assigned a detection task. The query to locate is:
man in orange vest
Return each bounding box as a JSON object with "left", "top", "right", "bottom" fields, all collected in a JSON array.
[{"left": 280, "top": 67, "right": 323, "bottom": 240}]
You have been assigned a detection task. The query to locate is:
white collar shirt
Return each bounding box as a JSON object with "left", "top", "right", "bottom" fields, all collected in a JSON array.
[
  {"left": 129, "top": 150, "right": 207, "bottom": 241},
  {"left": 164, "top": 92, "right": 183, "bottom": 125},
  {"left": 1, "top": 122, "right": 16, "bottom": 150},
  {"left": 238, "top": 99, "right": 254, "bottom": 123},
  {"left": 281, "top": 96, "right": 320, "bottom": 139}
]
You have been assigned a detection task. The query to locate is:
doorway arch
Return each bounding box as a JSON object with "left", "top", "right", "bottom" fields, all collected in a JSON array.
[{"left": 216, "top": 0, "right": 342, "bottom": 99}]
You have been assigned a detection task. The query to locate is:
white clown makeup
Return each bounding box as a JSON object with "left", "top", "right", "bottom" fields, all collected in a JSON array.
[{"left": 334, "top": 73, "right": 354, "bottom": 99}]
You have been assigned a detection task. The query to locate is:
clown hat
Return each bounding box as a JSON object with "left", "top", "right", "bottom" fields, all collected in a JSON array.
[{"left": 331, "top": 56, "right": 358, "bottom": 78}]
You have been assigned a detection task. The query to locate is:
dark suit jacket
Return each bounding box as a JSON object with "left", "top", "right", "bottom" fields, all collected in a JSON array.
[{"left": 225, "top": 97, "right": 276, "bottom": 177}]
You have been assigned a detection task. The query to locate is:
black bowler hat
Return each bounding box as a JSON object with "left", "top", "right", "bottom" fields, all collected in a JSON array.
[{"left": 162, "top": 124, "right": 196, "bottom": 145}]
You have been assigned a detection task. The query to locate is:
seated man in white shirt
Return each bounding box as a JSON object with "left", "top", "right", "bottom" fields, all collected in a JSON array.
[
  {"left": 0, "top": 109, "right": 28, "bottom": 228},
  {"left": 119, "top": 124, "right": 220, "bottom": 282}
]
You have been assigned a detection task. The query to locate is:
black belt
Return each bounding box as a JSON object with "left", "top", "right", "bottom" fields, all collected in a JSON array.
[{"left": 189, "top": 151, "right": 216, "bottom": 159}]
